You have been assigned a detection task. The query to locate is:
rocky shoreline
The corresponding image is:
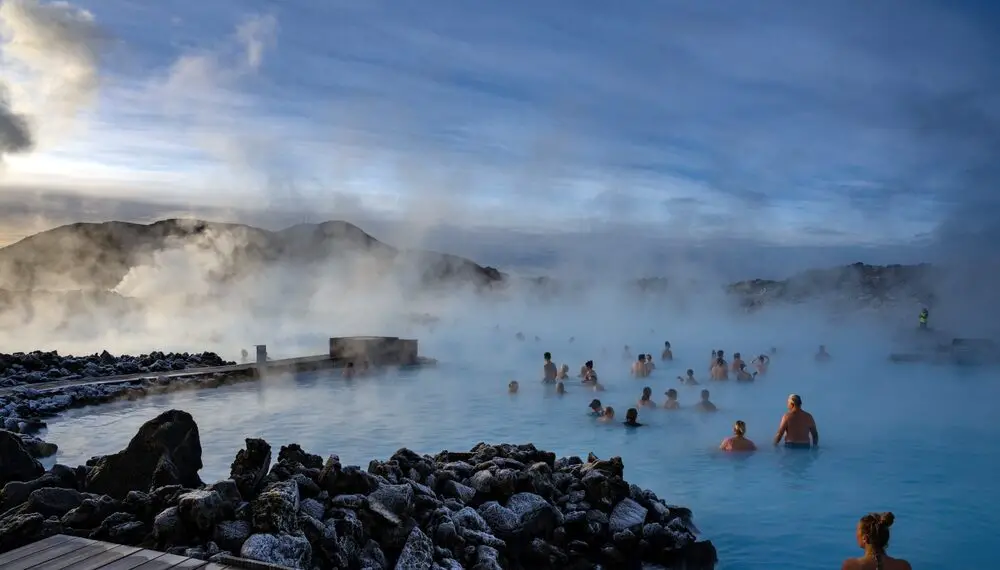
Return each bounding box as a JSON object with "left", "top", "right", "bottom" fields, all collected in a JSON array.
[
  {"left": 0, "top": 409, "right": 717, "bottom": 569},
  {"left": 0, "top": 350, "right": 234, "bottom": 387},
  {"left": 0, "top": 368, "right": 255, "bottom": 460}
]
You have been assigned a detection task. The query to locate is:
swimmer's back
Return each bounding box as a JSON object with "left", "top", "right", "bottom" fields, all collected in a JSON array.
[{"left": 842, "top": 556, "right": 911, "bottom": 570}]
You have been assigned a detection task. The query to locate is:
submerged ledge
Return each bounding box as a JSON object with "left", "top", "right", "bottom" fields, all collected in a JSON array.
[{"left": 0, "top": 409, "right": 717, "bottom": 569}]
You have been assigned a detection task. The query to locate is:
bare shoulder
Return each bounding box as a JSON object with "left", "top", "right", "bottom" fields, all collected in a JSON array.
[{"left": 893, "top": 558, "right": 912, "bottom": 570}]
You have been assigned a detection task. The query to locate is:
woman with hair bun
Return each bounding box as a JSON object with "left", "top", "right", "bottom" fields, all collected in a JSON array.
[{"left": 841, "top": 512, "right": 911, "bottom": 570}]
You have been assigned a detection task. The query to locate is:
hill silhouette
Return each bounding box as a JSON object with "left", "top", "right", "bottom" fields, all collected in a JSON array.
[{"left": 0, "top": 219, "right": 938, "bottom": 312}]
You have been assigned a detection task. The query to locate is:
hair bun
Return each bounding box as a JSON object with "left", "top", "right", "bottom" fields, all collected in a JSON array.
[{"left": 879, "top": 512, "right": 895, "bottom": 527}]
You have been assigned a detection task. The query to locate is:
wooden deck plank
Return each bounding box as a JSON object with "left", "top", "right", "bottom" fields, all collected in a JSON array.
[
  {"left": 0, "top": 534, "right": 75, "bottom": 565},
  {"left": 4, "top": 536, "right": 92, "bottom": 570},
  {"left": 129, "top": 552, "right": 208, "bottom": 569},
  {"left": 29, "top": 541, "right": 127, "bottom": 570},
  {"left": 55, "top": 544, "right": 142, "bottom": 570},
  {"left": 92, "top": 549, "right": 170, "bottom": 570}
]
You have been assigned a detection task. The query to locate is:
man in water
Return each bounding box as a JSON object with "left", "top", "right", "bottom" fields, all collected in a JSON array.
[
  {"left": 589, "top": 399, "right": 604, "bottom": 416},
  {"left": 661, "top": 341, "right": 673, "bottom": 361},
  {"left": 918, "top": 308, "right": 929, "bottom": 329},
  {"left": 815, "top": 345, "right": 831, "bottom": 362},
  {"left": 695, "top": 389, "right": 717, "bottom": 412},
  {"left": 773, "top": 393, "right": 818, "bottom": 449},
  {"left": 543, "top": 352, "right": 557, "bottom": 383}
]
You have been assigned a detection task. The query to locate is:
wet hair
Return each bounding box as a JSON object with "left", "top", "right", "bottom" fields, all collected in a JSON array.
[
  {"left": 589, "top": 399, "right": 602, "bottom": 409},
  {"left": 733, "top": 420, "right": 746, "bottom": 436},
  {"left": 641, "top": 386, "right": 652, "bottom": 399},
  {"left": 625, "top": 408, "right": 638, "bottom": 421},
  {"left": 665, "top": 388, "right": 678, "bottom": 398},
  {"left": 585, "top": 360, "right": 594, "bottom": 368},
  {"left": 544, "top": 352, "right": 552, "bottom": 360},
  {"left": 717, "top": 350, "right": 724, "bottom": 357},
  {"left": 734, "top": 352, "right": 741, "bottom": 359},
  {"left": 859, "top": 512, "right": 895, "bottom": 565},
  {"left": 701, "top": 389, "right": 710, "bottom": 399},
  {"left": 603, "top": 406, "right": 615, "bottom": 417},
  {"left": 788, "top": 393, "right": 802, "bottom": 407},
  {"left": 664, "top": 341, "right": 671, "bottom": 348},
  {"left": 637, "top": 355, "right": 644, "bottom": 362},
  {"left": 686, "top": 368, "right": 694, "bottom": 376}
]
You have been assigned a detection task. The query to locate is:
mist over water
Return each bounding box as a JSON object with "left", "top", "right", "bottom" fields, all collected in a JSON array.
[{"left": 33, "top": 291, "right": 999, "bottom": 569}]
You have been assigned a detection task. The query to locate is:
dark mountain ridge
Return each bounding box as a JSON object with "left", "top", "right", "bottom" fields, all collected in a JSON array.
[{"left": 0, "top": 219, "right": 943, "bottom": 312}]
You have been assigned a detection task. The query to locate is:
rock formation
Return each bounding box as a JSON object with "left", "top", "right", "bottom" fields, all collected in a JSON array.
[
  {"left": 0, "top": 350, "right": 234, "bottom": 387},
  {"left": 0, "top": 410, "right": 718, "bottom": 569}
]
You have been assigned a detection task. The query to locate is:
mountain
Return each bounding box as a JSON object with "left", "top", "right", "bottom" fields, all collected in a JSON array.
[{"left": 0, "top": 219, "right": 506, "bottom": 292}]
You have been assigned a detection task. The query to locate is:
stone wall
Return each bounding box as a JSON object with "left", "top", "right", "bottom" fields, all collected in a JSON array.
[{"left": 328, "top": 336, "right": 419, "bottom": 366}]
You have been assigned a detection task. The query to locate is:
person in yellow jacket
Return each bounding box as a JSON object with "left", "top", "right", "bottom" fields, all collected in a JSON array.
[{"left": 918, "top": 308, "right": 928, "bottom": 329}]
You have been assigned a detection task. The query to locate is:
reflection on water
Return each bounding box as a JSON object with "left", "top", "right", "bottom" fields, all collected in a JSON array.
[{"left": 42, "top": 326, "right": 998, "bottom": 570}]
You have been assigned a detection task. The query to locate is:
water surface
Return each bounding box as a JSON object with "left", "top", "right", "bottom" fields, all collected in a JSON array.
[{"left": 43, "top": 320, "right": 997, "bottom": 569}]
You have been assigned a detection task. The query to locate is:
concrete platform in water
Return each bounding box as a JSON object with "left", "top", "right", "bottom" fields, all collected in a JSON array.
[{"left": 0, "top": 336, "right": 435, "bottom": 396}]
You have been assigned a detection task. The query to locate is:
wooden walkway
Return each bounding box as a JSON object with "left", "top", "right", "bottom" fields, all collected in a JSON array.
[{"left": 0, "top": 534, "right": 290, "bottom": 570}]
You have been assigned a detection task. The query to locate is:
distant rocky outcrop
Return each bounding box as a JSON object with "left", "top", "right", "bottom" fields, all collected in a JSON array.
[
  {"left": 0, "top": 219, "right": 506, "bottom": 292},
  {"left": 0, "top": 410, "right": 718, "bottom": 569},
  {"left": 0, "top": 350, "right": 233, "bottom": 388},
  {"left": 724, "top": 262, "right": 937, "bottom": 310}
]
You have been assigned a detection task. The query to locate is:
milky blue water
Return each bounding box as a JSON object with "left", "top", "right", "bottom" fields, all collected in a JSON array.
[{"left": 41, "top": 314, "right": 998, "bottom": 570}]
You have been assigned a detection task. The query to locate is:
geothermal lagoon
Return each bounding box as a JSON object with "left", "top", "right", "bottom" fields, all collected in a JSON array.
[{"left": 38, "top": 309, "right": 998, "bottom": 569}]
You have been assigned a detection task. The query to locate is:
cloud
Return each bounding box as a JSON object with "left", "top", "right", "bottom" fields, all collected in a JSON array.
[
  {"left": 1, "top": 0, "right": 998, "bottom": 252},
  {"left": 0, "top": 0, "right": 106, "bottom": 158}
]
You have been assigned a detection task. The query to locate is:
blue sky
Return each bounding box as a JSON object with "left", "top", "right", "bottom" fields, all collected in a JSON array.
[{"left": 1, "top": 0, "right": 999, "bottom": 252}]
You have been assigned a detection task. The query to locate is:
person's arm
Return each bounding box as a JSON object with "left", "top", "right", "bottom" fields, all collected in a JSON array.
[
  {"left": 719, "top": 438, "right": 730, "bottom": 450},
  {"left": 773, "top": 415, "right": 787, "bottom": 446},
  {"left": 809, "top": 420, "right": 819, "bottom": 447}
]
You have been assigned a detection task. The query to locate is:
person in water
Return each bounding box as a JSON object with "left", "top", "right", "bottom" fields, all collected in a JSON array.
[
  {"left": 663, "top": 388, "right": 680, "bottom": 409},
  {"left": 730, "top": 352, "right": 745, "bottom": 373},
  {"left": 644, "top": 354, "right": 655, "bottom": 374},
  {"left": 735, "top": 362, "right": 756, "bottom": 382},
  {"left": 343, "top": 361, "right": 356, "bottom": 379},
  {"left": 815, "top": 345, "right": 831, "bottom": 362},
  {"left": 638, "top": 386, "right": 657, "bottom": 408},
  {"left": 589, "top": 399, "right": 604, "bottom": 416},
  {"left": 720, "top": 420, "right": 757, "bottom": 452},
  {"left": 581, "top": 360, "right": 598, "bottom": 382},
  {"left": 542, "top": 352, "right": 557, "bottom": 383},
  {"left": 661, "top": 341, "right": 673, "bottom": 361},
  {"left": 841, "top": 512, "right": 910, "bottom": 570},
  {"left": 711, "top": 357, "right": 729, "bottom": 380},
  {"left": 556, "top": 364, "right": 570, "bottom": 380},
  {"left": 774, "top": 393, "right": 818, "bottom": 449},
  {"left": 752, "top": 353, "right": 770, "bottom": 375},
  {"left": 508, "top": 380, "right": 519, "bottom": 393},
  {"left": 678, "top": 369, "right": 699, "bottom": 385},
  {"left": 599, "top": 406, "right": 615, "bottom": 422},
  {"left": 695, "top": 389, "right": 717, "bottom": 412},
  {"left": 631, "top": 355, "right": 647, "bottom": 378},
  {"left": 918, "top": 307, "right": 929, "bottom": 330},
  {"left": 623, "top": 407, "right": 643, "bottom": 427}
]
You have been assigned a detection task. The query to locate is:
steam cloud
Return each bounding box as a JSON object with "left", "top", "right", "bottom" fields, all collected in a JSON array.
[{"left": 0, "top": 0, "right": 105, "bottom": 160}]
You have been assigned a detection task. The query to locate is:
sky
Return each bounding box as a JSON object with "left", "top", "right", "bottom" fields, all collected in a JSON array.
[{"left": 1, "top": 0, "right": 999, "bottom": 259}]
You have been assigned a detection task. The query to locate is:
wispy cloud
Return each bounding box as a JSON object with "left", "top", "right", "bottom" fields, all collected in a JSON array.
[{"left": 0, "top": 0, "right": 998, "bottom": 250}]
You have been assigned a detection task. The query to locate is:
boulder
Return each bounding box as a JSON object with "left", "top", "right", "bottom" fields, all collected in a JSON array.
[
  {"left": 0, "top": 430, "right": 44, "bottom": 487},
  {"left": 85, "top": 409, "right": 203, "bottom": 499}
]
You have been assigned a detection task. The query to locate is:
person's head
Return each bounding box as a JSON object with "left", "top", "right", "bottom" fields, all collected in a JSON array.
[
  {"left": 589, "top": 399, "right": 602, "bottom": 412},
  {"left": 734, "top": 352, "right": 741, "bottom": 359},
  {"left": 585, "top": 360, "right": 594, "bottom": 369},
  {"left": 560, "top": 364, "right": 569, "bottom": 372},
  {"left": 664, "top": 341, "right": 671, "bottom": 348},
  {"left": 544, "top": 352, "right": 552, "bottom": 361},
  {"left": 856, "top": 512, "right": 895, "bottom": 553},
  {"left": 603, "top": 406, "right": 615, "bottom": 418},
  {"left": 508, "top": 380, "right": 519, "bottom": 392},
  {"left": 665, "top": 388, "right": 678, "bottom": 400},
  {"left": 625, "top": 408, "right": 639, "bottom": 422},
  {"left": 733, "top": 420, "right": 747, "bottom": 437},
  {"left": 641, "top": 386, "right": 652, "bottom": 400},
  {"left": 637, "top": 355, "right": 644, "bottom": 362},
  {"left": 686, "top": 368, "right": 694, "bottom": 377},
  {"left": 711, "top": 350, "right": 717, "bottom": 357},
  {"left": 701, "top": 389, "right": 710, "bottom": 400},
  {"left": 717, "top": 350, "right": 724, "bottom": 357},
  {"left": 818, "top": 344, "right": 826, "bottom": 352},
  {"left": 788, "top": 393, "right": 802, "bottom": 410}
]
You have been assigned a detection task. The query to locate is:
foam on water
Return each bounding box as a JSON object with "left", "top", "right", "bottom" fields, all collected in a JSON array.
[{"left": 41, "top": 317, "right": 998, "bottom": 569}]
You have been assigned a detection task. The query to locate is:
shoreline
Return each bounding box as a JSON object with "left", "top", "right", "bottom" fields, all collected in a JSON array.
[{"left": 0, "top": 408, "right": 717, "bottom": 569}]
